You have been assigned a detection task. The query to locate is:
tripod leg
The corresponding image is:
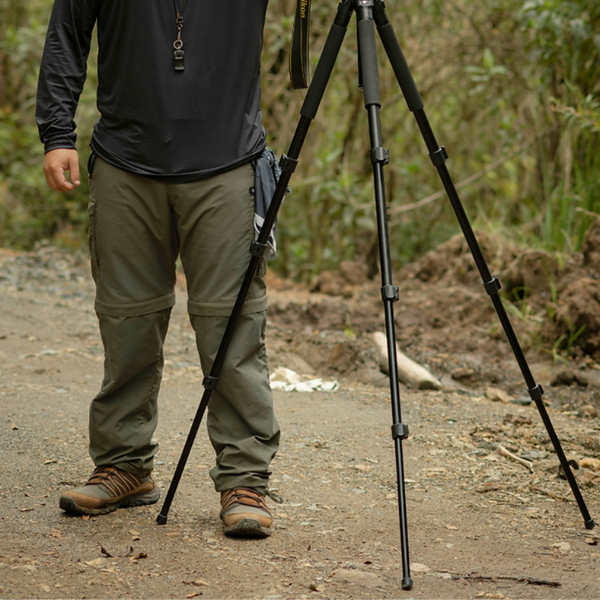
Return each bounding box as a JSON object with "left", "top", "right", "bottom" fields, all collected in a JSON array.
[
  {"left": 157, "top": 0, "right": 356, "bottom": 526},
  {"left": 373, "top": 1, "right": 594, "bottom": 530},
  {"left": 356, "top": 3, "right": 413, "bottom": 590}
]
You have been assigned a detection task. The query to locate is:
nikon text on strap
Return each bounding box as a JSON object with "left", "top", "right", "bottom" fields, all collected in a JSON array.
[{"left": 290, "top": 0, "right": 311, "bottom": 89}]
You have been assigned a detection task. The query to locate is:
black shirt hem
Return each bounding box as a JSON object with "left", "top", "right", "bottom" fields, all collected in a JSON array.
[{"left": 90, "top": 138, "right": 265, "bottom": 183}]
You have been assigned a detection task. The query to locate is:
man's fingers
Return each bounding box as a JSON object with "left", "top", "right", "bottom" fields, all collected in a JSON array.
[
  {"left": 43, "top": 149, "right": 81, "bottom": 192},
  {"left": 44, "top": 167, "right": 69, "bottom": 192},
  {"left": 44, "top": 167, "right": 72, "bottom": 192},
  {"left": 68, "top": 154, "right": 81, "bottom": 187}
]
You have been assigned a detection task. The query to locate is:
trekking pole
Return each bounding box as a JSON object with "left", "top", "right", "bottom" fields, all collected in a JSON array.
[
  {"left": 156, "top": 0, "right": 351, "bottom": 526},
  {"left": 371, "top": 0, "right": 594, "bottom": 530},
  {"left": 156, "top": 154, "right": 298, "bottom": 525}
]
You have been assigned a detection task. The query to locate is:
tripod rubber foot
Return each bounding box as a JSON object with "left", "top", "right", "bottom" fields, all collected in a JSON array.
[
  {"left": 585, "top": 518, "right": 595, "bottom": 530},
  {"left": 156, "top": 513, "right": 168, "bottom": 525},
  {"left": 402, "top": 577, "right": 413, "bottom": 590}
]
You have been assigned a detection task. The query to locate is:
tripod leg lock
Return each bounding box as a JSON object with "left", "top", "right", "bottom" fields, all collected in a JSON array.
[
  {"left": 280, "top": 154, "right": 299, "bottom": 174},
  {"left": 250, "top": 240, "right": 269, "bottom": 258},
  {"left": 202, "top": 375, "right": 219, "bottom": 390},
  {"left": 381, "top": 284, "right": 399, "bottom": 302},
  {"left": 392, "top": 423, "right": 409, "bottom": 440},
  {"left": 483, "top": 277, "right": 501, "bottom": 295},
  {"left": 370, "top": 146, "right": 390, "bottom": 165},
  {"left": 429, "top": 146, "right": 448, "bottom": 167},
  {"left": 527, "top": 384, "right": 544, "bottom": 402}
]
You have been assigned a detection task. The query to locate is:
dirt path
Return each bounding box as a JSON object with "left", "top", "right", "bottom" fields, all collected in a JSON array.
[{"left": 1, "top": 247, "right": 600, "bottom": 599}]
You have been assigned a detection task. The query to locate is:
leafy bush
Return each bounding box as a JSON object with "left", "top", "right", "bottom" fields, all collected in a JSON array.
[
  {"left": 0, "top": 0, "right": 97, "bottom": 249},
  {"left": 1, "top": 0, "right": 599, "bottom": 282}
]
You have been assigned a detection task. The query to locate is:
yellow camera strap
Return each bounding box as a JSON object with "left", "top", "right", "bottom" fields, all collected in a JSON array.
[{"left": 289, "top": 0, "right": 311, "bottom": 89}]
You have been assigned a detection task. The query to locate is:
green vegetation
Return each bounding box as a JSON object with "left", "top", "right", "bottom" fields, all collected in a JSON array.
[
  {"left": 0, "top": 0, "right": 98, "bottom": 249},
  {"left": 1, "top": 0, "right": 599, "bottom": 281}
]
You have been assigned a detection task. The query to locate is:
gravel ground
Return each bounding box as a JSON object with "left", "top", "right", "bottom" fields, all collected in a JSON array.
[{"left": 1, "top": 246, "right": 600, "bottom": 599}]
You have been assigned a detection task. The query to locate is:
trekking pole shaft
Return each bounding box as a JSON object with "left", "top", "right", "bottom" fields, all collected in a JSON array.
[
  {"left": 157, "top": 0, "right": 353, "bottom": 526},
  {"left": 374, "top": 1, "right": 593, "bottom": 530},
  {"left": 358, "top": 4, "right": 412, "bottom": 589},
  {"left": 420, "top": 117, "right": 593, "bottom": 529},
  {"left": 157, "top": 389, "right": 211, "bottom": 524}
]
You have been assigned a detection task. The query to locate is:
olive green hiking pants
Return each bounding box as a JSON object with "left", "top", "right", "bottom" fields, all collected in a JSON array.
[{"left": 87, "top": 157, "right": 280, "bottom": 494}]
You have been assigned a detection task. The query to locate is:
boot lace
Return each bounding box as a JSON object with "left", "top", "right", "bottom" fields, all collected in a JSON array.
[{"left": 85, "top": 466, "right": 142, "bottom": 498}]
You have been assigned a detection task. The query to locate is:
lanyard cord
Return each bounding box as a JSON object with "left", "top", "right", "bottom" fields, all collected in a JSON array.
[
  {"left": 173, "top": 0, "right": 188, "bottom": 42},
  {"left": 172, "top": 0, "right": 188, "bottom": 53},
  {"left": 173, "top": 0, "right": 188, "bottom": 20}
]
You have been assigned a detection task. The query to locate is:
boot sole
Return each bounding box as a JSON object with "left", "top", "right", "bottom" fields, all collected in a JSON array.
[
  {"left": 59, "top": 487, "right": 160, "bottom": 516},
  {"left": 223, "top": 518, "right": 272, "bottom": 539}
]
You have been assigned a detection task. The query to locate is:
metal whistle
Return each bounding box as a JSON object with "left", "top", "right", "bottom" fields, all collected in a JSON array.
[
  {"left": 174, "top": 49, "right": 185, "bottom": 71},
  {"left": 173, "top": 39, "right": 185, "bottom": 72}
]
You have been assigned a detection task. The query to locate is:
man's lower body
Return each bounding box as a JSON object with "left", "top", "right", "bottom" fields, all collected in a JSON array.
[{"left": 60, "top": 157, "right": 280, "bottom": 537}]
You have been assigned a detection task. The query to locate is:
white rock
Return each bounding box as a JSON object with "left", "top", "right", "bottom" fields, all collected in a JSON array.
[{"left": 371, "top": 332, "right": 442, "bottom": 390}]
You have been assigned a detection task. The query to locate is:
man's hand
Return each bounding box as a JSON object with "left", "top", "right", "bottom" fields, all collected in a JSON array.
[{"left": 43, "top": 148, "right": 81, "bottom": 192}]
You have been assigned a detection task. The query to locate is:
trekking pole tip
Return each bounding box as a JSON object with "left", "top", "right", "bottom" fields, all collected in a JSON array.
[{"left": 156, "top": 513, "right": 168, "bottom": 525}]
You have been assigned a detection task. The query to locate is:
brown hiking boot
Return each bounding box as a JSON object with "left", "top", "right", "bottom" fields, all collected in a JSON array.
[
  {"left": 220, "top": 487, "right": 273, "bottom": 538},
  {"left": 59, "top": 465, "right": 159, "bottom": 516}
]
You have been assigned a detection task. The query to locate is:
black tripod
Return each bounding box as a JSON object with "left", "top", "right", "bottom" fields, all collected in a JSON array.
[{"left": 157, "top": 0, "right": 594, "bottom": 591}]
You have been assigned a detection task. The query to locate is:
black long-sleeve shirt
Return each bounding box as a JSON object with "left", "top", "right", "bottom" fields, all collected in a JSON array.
[{"left": 36, "top": 0, "right": 268, "bottom": 182}]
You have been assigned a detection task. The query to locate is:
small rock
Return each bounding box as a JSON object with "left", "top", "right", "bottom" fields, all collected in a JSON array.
[
  {"left": 485, "top": 387, "right": 512, "bottom": 403},
  {"left": 520, "top": 449, "right": 547, "bottom": 461},
  {"left": 513, "top": 395, "right": 533, "bottom": 406},
  {"left": 580, "top": 435, "right": 600, "bottom": 453},
  {"left": 85, "top": 558, "right": 108, "bottom": 568},
  {"left": 21, "top": 565, "right": 36, "bottom": 573},
  {"left": 371, "top": 332, "right": 442, "bottom": 390},
  {"left": 580, "top": 457, "right": 600, "bottom": 472},
  {"left": 451, "top": 368, "right": 478, "bottom": 384},
  {"left": 503, "top": 413, "right": 532, "bottom": 427},
  {"left": 331, "top": 568, "right": 384, "bottom": 588},
  {"left": 552, "top": 542, "right": 571, "bottom": 552},
  {"left": 550, "top": 369, "right": 588, "bottom": 387},
  {"left": 576, "top": 405, "right": 598, "bottom": 419}
]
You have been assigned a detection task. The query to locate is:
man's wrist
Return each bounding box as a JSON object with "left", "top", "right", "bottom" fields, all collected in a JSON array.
[{"left": 44, "top": 139, "right": 77, "bottom": 154}]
